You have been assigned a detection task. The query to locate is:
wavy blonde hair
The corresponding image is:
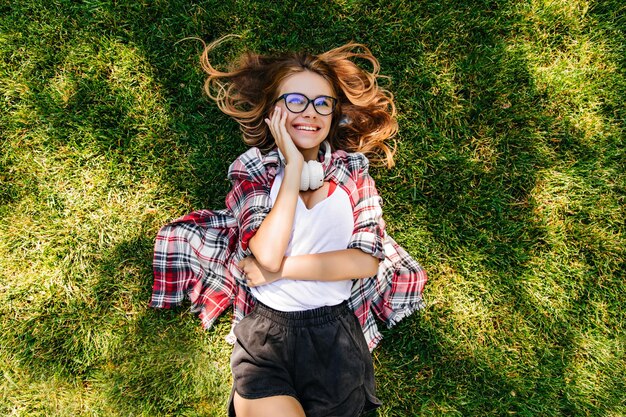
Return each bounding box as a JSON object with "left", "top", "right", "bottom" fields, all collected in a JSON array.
[{"left": 201, "top": 36, "right": 398, "bottom": 167}]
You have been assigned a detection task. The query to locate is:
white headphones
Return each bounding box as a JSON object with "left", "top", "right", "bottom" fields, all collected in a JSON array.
[
  {"left": 300, "top": 160, "right": 324, "bottom": 191},
  {"left": 277, "top": 141, "right": 331, "bottom": 191}
]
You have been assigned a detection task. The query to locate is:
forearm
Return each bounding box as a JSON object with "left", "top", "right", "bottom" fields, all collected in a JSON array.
[
  {"left": 248, "top": 162, "right": 301, "bottom": 272},
  {"left": 280, "top": 249, "right": 380, "bottom": 281}
]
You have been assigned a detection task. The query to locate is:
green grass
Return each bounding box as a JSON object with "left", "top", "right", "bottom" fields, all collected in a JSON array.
[{"left": 1, "top": 0, "right": 624, "bottom": 415}]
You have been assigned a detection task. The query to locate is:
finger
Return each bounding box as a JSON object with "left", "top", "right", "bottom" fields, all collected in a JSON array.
[
  {"left": 271, "top": 107, "right": 282, "bottom": 135},
  {"left": 270, "top": 106, "right": 279, "bottom": 122},
  {"left": 278, "top": 110, "right": 291, "bottom": 143},
  {"left": 268, "top": 108, "right": 278, "bottom": 136},
  {"left": 271, "top": 109, "right": 286, "bottom": 149},
  {"left": 275, "top": 108, "right": 295, "bottom": 150}
]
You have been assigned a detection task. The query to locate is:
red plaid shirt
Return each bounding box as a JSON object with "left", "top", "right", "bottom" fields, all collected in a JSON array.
[{"left": 150, "top": 146, "right": 427, "bottom": 350}]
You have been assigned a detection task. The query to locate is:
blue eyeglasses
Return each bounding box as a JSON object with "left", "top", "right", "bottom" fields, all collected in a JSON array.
[{"left": 274, "top": 93, "right": 337, "bottom": 116}]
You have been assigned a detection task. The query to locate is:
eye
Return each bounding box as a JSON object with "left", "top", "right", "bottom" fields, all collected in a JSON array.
[
  {"left": 314, "top": 96, "right": 333, "bottom": 108},
  {"left": 285, "top": 94, "right": 306, "bottom": 105}
]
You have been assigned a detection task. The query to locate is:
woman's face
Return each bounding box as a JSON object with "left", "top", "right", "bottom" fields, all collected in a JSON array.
[{"left": 274, "top": 70, "right": 335, "bottom": 160}]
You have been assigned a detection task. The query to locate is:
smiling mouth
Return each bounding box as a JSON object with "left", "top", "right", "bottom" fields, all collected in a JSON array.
[{"left": 294, "top": 125, "right": 320, "bottom": 131}]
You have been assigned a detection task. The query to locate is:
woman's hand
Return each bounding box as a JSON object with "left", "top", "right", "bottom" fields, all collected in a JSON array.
[
  {"left": 265, "top": 107, "right": 303, "bottom": 168},
  {"left": 238, "top": 256, "right": 282, "bottom": 287}
]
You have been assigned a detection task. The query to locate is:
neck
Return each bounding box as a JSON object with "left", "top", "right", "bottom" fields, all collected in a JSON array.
[{"left": 300, "top": 146, "right": 320, "bottom": 162}]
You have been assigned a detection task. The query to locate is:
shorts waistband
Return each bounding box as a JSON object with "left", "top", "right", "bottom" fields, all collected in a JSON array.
[{"left": 252, "top": 300, "right": 350, "bottom": 327}]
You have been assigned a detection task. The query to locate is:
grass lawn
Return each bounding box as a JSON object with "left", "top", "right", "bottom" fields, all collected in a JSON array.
[{"left": 1, "top": 0, "right": 624, "bottom": 416}]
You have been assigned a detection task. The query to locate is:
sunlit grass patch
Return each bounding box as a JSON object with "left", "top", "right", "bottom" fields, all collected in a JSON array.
[
  {"left": 0, "top": 359, "right": 92, "bottom": 416},
  {"left": 565, "top": 330, "right": 624, "bottom": 389}
]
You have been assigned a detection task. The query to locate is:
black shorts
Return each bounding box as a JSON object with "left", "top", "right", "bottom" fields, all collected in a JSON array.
[{"left": 229, "top": 301, "right": 381, "bottom": 417}]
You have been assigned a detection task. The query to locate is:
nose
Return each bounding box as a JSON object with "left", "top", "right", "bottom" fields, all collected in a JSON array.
[{"left": 302, "top": 102, "right": 318, "bottom": 118}]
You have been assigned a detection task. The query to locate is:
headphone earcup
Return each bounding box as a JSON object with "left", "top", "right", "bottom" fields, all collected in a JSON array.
[
  {"left": 307, "top": 160, "right": 324, "bottom": 190},
  {"left": 300, "top": 162, "right": 310, "bottom": 191}
]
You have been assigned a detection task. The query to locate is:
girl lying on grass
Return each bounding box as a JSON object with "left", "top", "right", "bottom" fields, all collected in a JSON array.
[{"left": 151, "top": 36, "right": 427, "bottom": 417}]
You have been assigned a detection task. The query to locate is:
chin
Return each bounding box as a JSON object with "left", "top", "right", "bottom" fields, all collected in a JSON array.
[
  {"left": 294, "top": 138, "right": 325, "bottom": 151},
  {"left": 290, "top": 133, "right": 327, "bottom": 149}
]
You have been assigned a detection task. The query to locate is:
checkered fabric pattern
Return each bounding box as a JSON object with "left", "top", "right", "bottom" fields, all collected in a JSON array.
[{"left": 150, "top": 146, "right": 427, "bottom": 350}]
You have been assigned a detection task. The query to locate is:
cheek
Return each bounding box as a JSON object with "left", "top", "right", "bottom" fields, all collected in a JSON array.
[
  {"left": 285, "top": 112, "right": 298, "bottom": 124},
  {"left": 284, "top": 114, "right": 299, "bottom": 132},
  {"left": 322, "top": 118, "right": 333, "bottom": 134}
]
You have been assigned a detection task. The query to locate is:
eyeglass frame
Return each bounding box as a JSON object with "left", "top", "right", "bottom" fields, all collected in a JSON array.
[{"left": 273, "top": 93, "right": 338, "bottom": 116}]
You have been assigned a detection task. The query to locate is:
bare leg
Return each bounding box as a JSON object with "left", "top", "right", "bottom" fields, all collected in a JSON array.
[{"left": 233, "top": 391, "right": 306, "bottom": 417}]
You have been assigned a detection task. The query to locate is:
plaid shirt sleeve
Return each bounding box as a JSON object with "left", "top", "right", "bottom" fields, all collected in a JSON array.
[
  {"left": 343, "top": 153, "right": 386, "bottom": 261},
  {"left": 226, "top": 148, "right": 273, "bottom": 254},
  {"left": 150, "top": 209, "right": 237, "bottom": 329},
  {"left": 372, "top": 235, "right": 427, "bottom": 326}
]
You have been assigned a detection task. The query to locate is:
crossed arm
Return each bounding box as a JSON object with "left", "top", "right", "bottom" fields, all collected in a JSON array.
[{"left": 239, "top": 248, "right": 379, "bottom": 287}]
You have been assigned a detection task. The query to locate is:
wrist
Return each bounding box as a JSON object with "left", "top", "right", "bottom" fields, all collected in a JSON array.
[
  {"left": 280, "top": 256, "right": 294, "bottom": 278},
  {"left": 285, "top": 157, "right": 304, "bottom": 170},
  {"left": 283, "top": 161, "right": 304, "bottom": 188}
]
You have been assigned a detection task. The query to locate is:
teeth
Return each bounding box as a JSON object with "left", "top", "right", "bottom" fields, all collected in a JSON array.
[{"left": 296, "top": 126, "right": 318, "bottom": 131}]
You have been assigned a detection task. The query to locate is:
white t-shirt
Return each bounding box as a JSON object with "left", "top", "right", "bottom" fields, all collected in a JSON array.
[{"left": 250, "top": 167, "right": 354, "bottom": 311}]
